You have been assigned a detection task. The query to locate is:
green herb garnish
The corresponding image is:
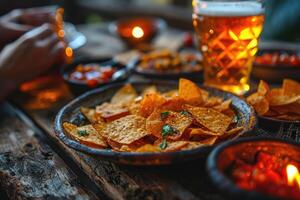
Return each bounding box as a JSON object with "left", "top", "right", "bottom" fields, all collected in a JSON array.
[
  {"left": 77, "top": 130, "right": 89, "bottom": 136},
  {"left": 160, "top": 111, "right": 169, "bottom": 120},
  {"left": 159, "top": 139, "right": 168, "bottom": 150},
  {"left": 180, "top": 110, "right": 190, "bottom": 116},
  {"left": 161, "top": 124, "right": 177, "bottom": 137}
]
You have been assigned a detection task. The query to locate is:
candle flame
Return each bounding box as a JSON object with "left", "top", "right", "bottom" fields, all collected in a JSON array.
[
  {"left": 132, "top": 26, "right": 144, "bottom": 38},
  {"left": 286, "top": 164, "right": 300, "bottom": 188}
]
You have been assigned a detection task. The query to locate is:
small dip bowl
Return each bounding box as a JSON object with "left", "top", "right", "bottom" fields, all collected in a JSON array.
[
  {"left": 207, "top": 137, "right": 300, "bottom": 200},
  {"left": 61, "top": 58, "right": 129, "bottom": 96}
]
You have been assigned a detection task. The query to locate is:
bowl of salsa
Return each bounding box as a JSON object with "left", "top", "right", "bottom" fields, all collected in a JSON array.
[
  {"left": 61, "top": 58, "right": 129, "bottom": 95},
  {"left": 207, "top": 137, "right": 300, "bottom": 200}
]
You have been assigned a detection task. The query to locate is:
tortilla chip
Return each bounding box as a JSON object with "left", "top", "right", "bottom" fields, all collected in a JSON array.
[
  {"left": 127, "top": 100, "right": 141, "bottom": 115},
  {"left": 140, "top": 93, "right": 166, "bottom": 118},
  {"left": 197, "top": 136, "right": 218, "bottom": 145},
  {"left": 63, "top": 122, "right": 107, "bottom": 148},
  {"left": 257, "top": 80, "right": 269, "bottom": 96},
  {"left": 282, "top": 79, "right": 300, "bottom": 96},
  {"left": 272, "top": 103, "right": 300, "bottom": 115},
  {"left": 160, "top": 97, "right": 185, "bottom": 111},
  {"left": 268, "top": 88, "right": 300, "bottom": 106},
  {"left": 80, "top": 107, "right": 103, "bottom": 123},
  {"left": 146, "top": 110, "right": 193, "bottom": 140},
  {"left": 102, "top": 115, "right": 149, "bottom": 145},
  {"left": 135, "top": 144, "right": 159, "bottom": 153},
  {"left": 247, "top": 93, "right": 269, "bottom": 115},
  {"left": 162, "top": 90, "right": 178, "bottom": 99},
  {"left": 111, "top": 84, "right": 137, "bottom": 105},
  {"left": 96, "top": 102, "right": 129, "bottom": 122},
  {"left": 178, "top": 78, "right": 208, "bottom": 106},
  {"left": 188, "top": 127, "right": 222, "bottom": 137},
  {"left": 213, "top": 99, "right": 232, "bottom": 112},
  {"left": 220, "top": 126, "right": 244, "bottom": 139},
  {"left": 162, "top": 141, "right": 189, "bottom": 152},
  {"left": 146, "top": 109, "right": 164, "bottom": 138},
  {"left": 184, "top": 105, "right": 232, "bottom": 134},
  {"left": 204, "top": 97, "right": 223, "bottom": 107},
  {"left": 141, "top": 85, "right": 158, "bottom": 96}
]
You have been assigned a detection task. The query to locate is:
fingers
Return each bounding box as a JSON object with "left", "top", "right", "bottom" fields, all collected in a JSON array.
[
  {"left": 20, "top": 6, "right": 57, "bottom": 26},
  {"left": 1, "top": 9, "right": 33, "bottom": 34},
  {"left": 22, "top": 23, "right": 54, "bottom": 41}
]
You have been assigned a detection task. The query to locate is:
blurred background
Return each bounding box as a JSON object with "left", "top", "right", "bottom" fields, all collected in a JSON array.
[{"left": 1, "top": 0, "right": 300, "bottom": 42}]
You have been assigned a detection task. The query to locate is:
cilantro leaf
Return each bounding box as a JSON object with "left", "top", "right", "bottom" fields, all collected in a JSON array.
[
  {"left": 180, "top": 110, "right": 191, "bottom": 116},
  {"left": 161, "top": 124, "right": 177, "bottom": 137},
  {"left": 160, "top": 111, "right": 169, "bottom": 120},
  {"left": 159, "top": 139, "right": 168, "bottom": 150},
  {"left": 77, "top": 130, "right": 89, "bottom": 136}
]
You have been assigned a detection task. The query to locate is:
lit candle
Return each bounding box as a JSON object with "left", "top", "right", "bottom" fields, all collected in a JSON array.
[
  {"left": 286, "top": 164, "right": 300, "bottom": 188},
  {"left": 132, "top": 26, "right": 144, "bottom": 39}
]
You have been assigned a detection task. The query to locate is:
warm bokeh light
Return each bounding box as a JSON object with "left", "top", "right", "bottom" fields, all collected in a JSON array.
[
  {"left": 65, "top": 47, "right": 73, "bottom": 57},
  {"left": 286, "top": 164, "right": 300, "bottom": 188},
  {"left": 132, "top": 26, "right": 144, "bottom": 38}
]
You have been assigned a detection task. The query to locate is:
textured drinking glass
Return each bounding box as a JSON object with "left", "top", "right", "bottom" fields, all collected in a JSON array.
[{"left": 193, "top": 0, "right": 265, "bottom": 95}]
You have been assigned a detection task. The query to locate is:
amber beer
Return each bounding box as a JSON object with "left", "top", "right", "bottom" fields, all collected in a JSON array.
[{"left": 193, "top": 0, "right": 264, "bottom": 95}]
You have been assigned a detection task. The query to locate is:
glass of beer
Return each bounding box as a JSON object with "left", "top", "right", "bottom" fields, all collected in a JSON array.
[{"left": 193, "top": 0, "right": 265, "bottom": 95}]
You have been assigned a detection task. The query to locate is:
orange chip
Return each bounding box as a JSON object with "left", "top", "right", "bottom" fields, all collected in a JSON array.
[
  {"left": 111, "top": 84, "right": 137, "bottom": 105},
  {"left": 220, "top": 126, "right": 244, "bottom": 139},
  {"left": 146, "top": 109, "right": 164, "bottom": 138},
  {"left": 162, "top": 89, "right": 178, "bottom": 99},
  {"left": 96, "top": 102, "right": 129, "bottom": 122},
  {"left": 63, "top": 122, "right": 107, "bottom": 148},
  {"left": 213, "top": 99, "right": 232, "bottom": 112},
  {"left": 268, "top": 88, "right": 300, "bottom": 106},
  {"left": 146, "top": 110, "right": 193, "bottom": 140},
  {"left": 247, "top": 93, "right": 269, "bottom": 115},
  {"left": 102, "top": 115, "right": 150, "bottom": 145},
  {"left": 135, "top": 144, "right": 159, "bottom": 153},
  {"left": 197, "top": 136, "right": 218, "bottom": 145},
  {"left": 184, "top": 105, "right": 232, "bottom": 134},
  {"left": 160, "top": 96, "right": 185, "bottom": 111},
  {"left": 204, "top": 97, "right": 223, "bottom": 107},
  {"left": 140, "top": 92, "right": 166, "bottom": 118},
  {"left": 178, "top": 78, "right": 208, "bottom": 106},
  {"left": 188, "top": 127, "right": 221, "bottom": 137},
  {"left": 282, "top": 79, "right": 300, "bottom": 96},
  {"left": 272, "top": 103, "right": 300, "bottom": 115},
  {"left": 80, "top": 107, "right": 103, "bottom": 123},
  {"left": 257, "top": 80, "right": 269, "bottom": 96},
  {"left": 141, "top": 85, "right": 158, "bottom": 96}
]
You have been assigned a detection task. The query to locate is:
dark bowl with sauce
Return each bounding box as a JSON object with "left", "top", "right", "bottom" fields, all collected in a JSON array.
[
  {"left": 61, "top": 58, "right": 129, "bottom": 96},
  {"left": 207, "top": 137, "right": 300, "bottom": 200}
]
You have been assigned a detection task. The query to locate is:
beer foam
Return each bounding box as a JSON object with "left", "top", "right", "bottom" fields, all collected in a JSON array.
[{"left": 194, "top": 1, "right": 264, "bottom": 17}]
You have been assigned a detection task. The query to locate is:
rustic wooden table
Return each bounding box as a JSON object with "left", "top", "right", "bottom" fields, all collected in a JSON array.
[{"left": 0, "top": 24, "right": 299, "bottom": 200}]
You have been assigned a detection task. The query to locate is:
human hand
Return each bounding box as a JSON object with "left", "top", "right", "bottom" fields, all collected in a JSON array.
[
  {"left": 0, "top": 24, "right": 64, "bottom": 95},
  {"left": 0, "top": 6, "right": 56, "bottom": 43}
]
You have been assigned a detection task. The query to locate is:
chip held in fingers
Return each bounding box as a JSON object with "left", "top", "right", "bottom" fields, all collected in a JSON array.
[{"left": 63, "top": 78, "right": 244, "bottom": 152}]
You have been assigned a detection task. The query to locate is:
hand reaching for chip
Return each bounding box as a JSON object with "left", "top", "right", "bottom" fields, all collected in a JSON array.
[{"left": 0, "top": 24, "right": 64, "bottom": 100}]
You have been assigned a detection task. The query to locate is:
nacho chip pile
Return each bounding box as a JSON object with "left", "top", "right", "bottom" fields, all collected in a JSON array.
[
  {"left": 63, "top": 78, "right": 243, "bottom": 153},
  {"left": 247, "top": 79, "right": 300, "bottom": 121}
]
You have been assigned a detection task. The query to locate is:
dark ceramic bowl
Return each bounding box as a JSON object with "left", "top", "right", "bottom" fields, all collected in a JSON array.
[
  {"left": 54, "top": 81, "right": 256, "bottom": 165},
  {"left": 61, "top": 58, "right": 129, "bottom": 96},
  {"left": 207, "top": 137, "right": 300, "bottom": 200},
  {"left": 257, "top": 115, "right": 300, "bottom": 134},
  {"left": 109, "top": 17, "right": 166, "bottom": 48},
  {"left": 127, "top": 55, "right": 203, "bottom": 82},
  {"left": 252, "top": 41, "right": 300, "bottom": 83}
]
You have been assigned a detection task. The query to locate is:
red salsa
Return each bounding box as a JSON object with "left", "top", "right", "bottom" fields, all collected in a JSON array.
[
  {"left": 69, "top": 64, "right": 117, "bottom": 87},
  {"left": 255, "top": 53, "right": 300, "bottom": 67},
  {"left": 230, "top": 151, "right": 300, "bottom": 200}
]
